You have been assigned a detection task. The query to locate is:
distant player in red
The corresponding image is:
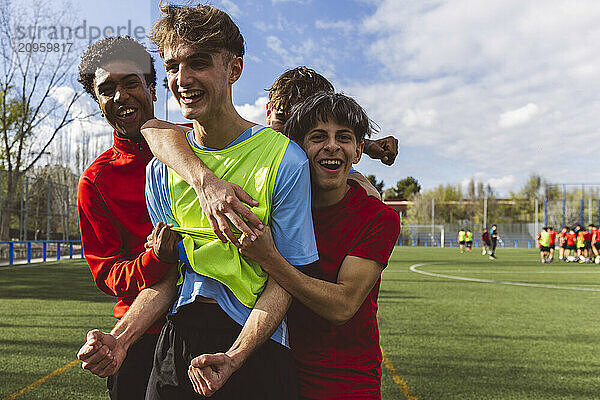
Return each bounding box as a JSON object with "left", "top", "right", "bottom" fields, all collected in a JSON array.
[
  {"left": 236, "top": 92, "right": 401, "bottom": 399},
  {"left": 564, "top": 228, "right": 577, "bottom": 262},
  {"left": 481, "top": 228, "right": 491, "bottom": 255},
  {"left": 547, "top": 227, "right": 557, "bottom": 262},
  {"left": 558, "top": 227, "right": 568, "bottom": 261},
  {"left": 582, "top": 226, "right": 592, "bottom": 262},
  {"left": 590, "top": 224, "right": 600, "bottom": 263}
]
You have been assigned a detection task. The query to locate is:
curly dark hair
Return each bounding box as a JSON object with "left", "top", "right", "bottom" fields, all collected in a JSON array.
[
  {"left": 268, "top": 66, "right": 334, "bottom": 122},
  {"left": 284, "top": 92, "right": 376, "bottom": 144},
  {"left": 150, "top": 3, "right": 244, "bottom": 60},
  {"left": 78, "top": 36, "right": 157, "bottom": 102}
]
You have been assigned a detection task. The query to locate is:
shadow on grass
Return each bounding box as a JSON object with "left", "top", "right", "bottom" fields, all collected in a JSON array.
[{"left": 0, "top": 261, "right": 114, "bottom": 303}]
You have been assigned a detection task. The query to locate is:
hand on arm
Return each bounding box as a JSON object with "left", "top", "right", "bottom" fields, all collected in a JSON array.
[
  {"left": 78, "top": 180, "right": 175, "bottom": 298},
  {"left": 240, "top": 227, "right": 383, "bottom": 325},
  {"left": 77, "top": 266, "right": 179, "bottom": 377},
  {"left": 364, "top": 136, "right": 398, "bottom": 166},
  {"left": 187, "top": 276, "right": 291, "bottom": 396},
  {"left": 141, "top": 118, "right": 264, "bottom": 247}
]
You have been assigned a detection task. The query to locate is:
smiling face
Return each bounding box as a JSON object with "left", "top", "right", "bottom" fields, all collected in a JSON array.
[
  {"left": 93, "top": 59, "right": 156, "bottom": 138},
  {"left": 301, "top": 119, "right": 363, "bottom": 206},
  {"left": 163, "top": 43, "right": 240, "bottom": 124}
]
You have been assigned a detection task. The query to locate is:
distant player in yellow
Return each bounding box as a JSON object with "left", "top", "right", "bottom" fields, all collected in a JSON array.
[
  {"left": 537, "top": 227, "right": 550, "bottom": 263},
  {"left": 458, "top": 229, "right": 466, "bottom": 253},
  {"left": 465, "top": 229, "right": 473, "bottom": 252}
]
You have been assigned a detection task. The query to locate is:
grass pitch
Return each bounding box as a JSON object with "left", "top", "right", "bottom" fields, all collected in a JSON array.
[
  {"left": 1, "top": 249, "right": 600, "bottom": 399},
  {"left": 379, "top": 247, "right": 600, "bottom": 399}
]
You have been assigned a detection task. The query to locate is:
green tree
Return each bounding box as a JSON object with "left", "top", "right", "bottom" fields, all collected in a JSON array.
[
  {"left": 0, "top": 0, "right": 85, "bottom": 239},
  {"left": 394, "top": 176, "right": 421, "bottom": 199}
]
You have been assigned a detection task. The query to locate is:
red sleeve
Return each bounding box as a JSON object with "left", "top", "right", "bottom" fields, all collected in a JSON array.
[
  {"left": 348, "top": 209, "right": 401, "bottom": 267},
  {"left": 78, "top": 177, "right": 174, "bottom": 298}
]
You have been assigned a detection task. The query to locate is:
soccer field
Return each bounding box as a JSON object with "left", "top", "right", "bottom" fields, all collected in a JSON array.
[
  {"left": 1, "top": 249, "right": 600, "bottom": 399},
  {"left": 379, "top": 247, "right": 600, "bottom": 399}
]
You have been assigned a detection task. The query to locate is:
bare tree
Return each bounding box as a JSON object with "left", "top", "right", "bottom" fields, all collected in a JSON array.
[{"left": 0, "top": 0, "right": 87, "bottom": 239}]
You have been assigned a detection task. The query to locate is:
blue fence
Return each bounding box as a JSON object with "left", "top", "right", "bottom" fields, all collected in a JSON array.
[
  {"left": 396, "top": 238, "right": 534, "bottom": 249},
  {"left": 0, "top": 240, "right": 83, "bottom": 265}
]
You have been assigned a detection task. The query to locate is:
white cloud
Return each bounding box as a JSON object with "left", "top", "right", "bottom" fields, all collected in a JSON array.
[
  {"left": 348, "top": 0, "right": 600, "bottom": 191},
  {"left": 265, "top": 35, "right": 335, "bottom": 77},
  {"left": 315, "top": 19, "right": 353, "bottom": 34},
  {"left": 498, "top": 103, "right": 540, "bottom": 128},
  {"left": 272, "top": 0, "right": 311, "bottom": 4},
  {"left": 167, "top": 96, "right": 183, "bottom": 119},
  {"left": 488, "top": 175, "right": 517, "bottom": 192},
  {"left": 219, "top": 0, "right": 241, "bottom": 18},
  {"left": 235, "top": 96, "right": 268, "bottom": 125},
  {"left": 402, "top": 108, "right": 437, "bottom": 128}
]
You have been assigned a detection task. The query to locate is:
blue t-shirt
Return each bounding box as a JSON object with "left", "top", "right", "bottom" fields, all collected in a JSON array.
[{"left": 146, "top": 125, "right": 318, "bottom": 347}]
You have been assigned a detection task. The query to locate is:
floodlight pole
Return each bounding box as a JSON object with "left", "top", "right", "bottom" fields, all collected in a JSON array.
[
  {"left": 483, "top": 197, "right": 487, "bottom": 230},
  {"left": 535, "top": 198, "right": 539, "bottom": 235},
  {"left": 431, "top": 197, "right": 435, "bottom": 242},
  {"left": 580, "top": 184, "right": 584, "bottom": 226},
  {"left": 543, "top": 185, "right": 548, "bottom": 226},
  {"left": 562, "top": 185, "right": 566, "bottom": 228}
]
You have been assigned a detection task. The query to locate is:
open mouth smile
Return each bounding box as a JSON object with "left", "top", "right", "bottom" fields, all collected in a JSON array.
[
  {"left": 116, "top": 106, "right": 137, "bottom": 121},
  {"left": 319, "top": 159, "right": 343, "bottom": 171},
  {"left": 179, "top": 90, "right": 205, "bottom": 104}
]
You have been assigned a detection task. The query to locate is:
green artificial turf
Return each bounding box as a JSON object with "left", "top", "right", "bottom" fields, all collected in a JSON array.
[
  {"left": 379, "top": 247, "right": 600, "bottom": 399},
  {"left": 2, "top": 248, "right": 600, "bottom": 399}
]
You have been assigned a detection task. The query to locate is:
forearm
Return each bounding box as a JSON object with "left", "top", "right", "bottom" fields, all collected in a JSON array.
[
  {"left": 349, "top": 172, "right": 381, "bottom": 199},
  {"left": 141, "top": 122, "right": 212, "bottom": 188},
  {"left": 225, "top": 277, "right": 291, "bottom": 369},
  {"left": 262, "top": 254, "right": 355, "bottom": 325},
  {"left": 110, "top": 267, "right": 178, "bottom": 350},
  {"left": 93, "top": 249, "right": 174, "bottom": 297}
]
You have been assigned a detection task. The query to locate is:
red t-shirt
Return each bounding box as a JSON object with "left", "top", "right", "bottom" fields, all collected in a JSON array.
[
  {"left": 559, "top": 231, "right": 566, "bottom": 244},
  {"left": 583, "top": 230, "right": 592, "bottom": 241},
  {"left": 566, "top": 232, "right": 576, "bottom": 246},
  {"left": 548, "top": 231, "right": 557, "bottom": 246},
  {"left": 288, "top": 180, "right": 401, "bottom": 400},
  {"left": 593, "top": 228, "right": 600, "bottom": 243},
  {"left": 481, "top": 231, "right": 490, "bottom": 242}
]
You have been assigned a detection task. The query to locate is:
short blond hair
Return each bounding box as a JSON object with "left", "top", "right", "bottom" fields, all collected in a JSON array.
[{"left": 150, "top": 3, "right": 244, "bottom": 59}]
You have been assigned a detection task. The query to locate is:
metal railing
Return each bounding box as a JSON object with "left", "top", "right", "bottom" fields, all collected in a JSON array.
[
  {"left": 0, "top": 240, "right": 83, "bottom": 265},
  {"left": 396, "top": 237, "right": 536, "bottom": 249}
]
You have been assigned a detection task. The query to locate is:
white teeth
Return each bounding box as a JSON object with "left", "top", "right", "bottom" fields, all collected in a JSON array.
[
  {"left": 181, "top": 90, "right": 204, "bottom": 99},
  {"left": 320, "top": 160, "right": 341, "bottom": 166},
  {"left": 119, "top": 108, "right": 135, "bottom": 117}
]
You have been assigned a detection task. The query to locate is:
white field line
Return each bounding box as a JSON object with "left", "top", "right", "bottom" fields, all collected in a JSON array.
[
  {"left": 409, "top": 263, "right": 600, "bottom": 292},
  {"left": 386, "top": 270, "right": 600, "bottom": 274}
]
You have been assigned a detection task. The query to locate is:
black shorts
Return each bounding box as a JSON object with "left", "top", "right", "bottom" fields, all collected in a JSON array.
[
  {"left": 561, "top": 242, "right": 567, "bottom": 249},
  {"left": 483, "top": 240, "right": 491, "bottom": 247},
  {"left": 566, "top": 244, "right": 576, "bottom": 250},
  {"left": 466, "top": 241, "right": 473, "bottom": 247},
  {"left": 107, "top": 332, "right": 159, "bottom": 400},
  {"left": 539, "top": 246, "right": 549, "bottom": 252},
  {"left": 585, "top": 240, "right": 592, "bottom": 249},
  {"left": 459, "top": 240, "right": 465, "bottom": 245},
  {"left": 146, "top": 301, "right": 297, "bottom": 400},
  {"left": 595, "top": 242, "right": 600, "bottom": 251}
]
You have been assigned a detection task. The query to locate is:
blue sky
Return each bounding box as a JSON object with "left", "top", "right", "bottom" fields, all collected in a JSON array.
[{"left": 30, "top": 0, "right": 600, "bottom": 195}]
